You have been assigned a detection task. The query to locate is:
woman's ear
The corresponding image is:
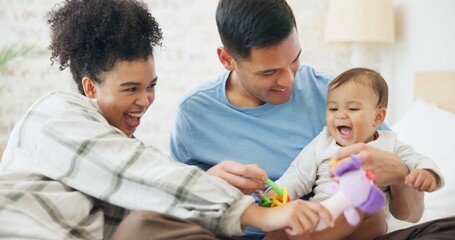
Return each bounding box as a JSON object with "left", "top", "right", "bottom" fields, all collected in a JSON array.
[
  {"left": 82, "top": 77, "right": 97, "bottom": 99},
  {"left": 217, "top": 47, "right": 235, "bottom": 71},
  {"left": 374, "top": 107, "right": 387, "bottom": 127}
]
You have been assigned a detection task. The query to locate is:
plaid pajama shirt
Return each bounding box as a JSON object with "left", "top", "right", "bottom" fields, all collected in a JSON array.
[{"left": 0, "top": 91, "right": 254, "bottom": 239}]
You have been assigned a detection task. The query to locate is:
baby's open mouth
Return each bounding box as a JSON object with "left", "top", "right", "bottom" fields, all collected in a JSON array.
[{"left": 337, "top": 126, "right": 352, "bottom": 137}]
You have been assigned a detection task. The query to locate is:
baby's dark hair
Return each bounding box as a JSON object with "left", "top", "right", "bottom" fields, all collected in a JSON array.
[
  {"left": 329, "top": 68, "right": 389, "bottom": 108},
  {"left": 48, "top": 0, "right": 163, "bottom": 95}
]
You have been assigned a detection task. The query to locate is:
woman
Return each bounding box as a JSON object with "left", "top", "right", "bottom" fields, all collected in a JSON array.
[{"left": 0, "top": 0, "right": 331, "bottom": 239}]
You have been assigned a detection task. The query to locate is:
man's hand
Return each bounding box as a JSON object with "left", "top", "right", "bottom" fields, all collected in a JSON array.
[
  {"left": 405, "top": 169, "right": 439, "bottom": 192},
  {"left": 331, "top": 143, "right": 424, "bottom": 222},
  {"left": 331, "top": 143, "right": 408, "bottom": 187},
  {"left": 207, "top": 160, "right": 267, "bottom": 194}
]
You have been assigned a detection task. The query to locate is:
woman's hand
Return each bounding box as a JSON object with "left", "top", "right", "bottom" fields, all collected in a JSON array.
[{"left": 241, "top": 200, "right": 333, "bottom": 236}]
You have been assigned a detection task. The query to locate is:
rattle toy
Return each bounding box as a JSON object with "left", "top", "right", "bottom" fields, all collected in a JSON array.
[
  {"left": 258, "top": 179, "right": 291, "bottom": 207},
  {"left": 315, "top": 154, "right": 385, "bottom": 230},
  {"left": 257, "top": 155, "right": 385, "bottom": 231}
]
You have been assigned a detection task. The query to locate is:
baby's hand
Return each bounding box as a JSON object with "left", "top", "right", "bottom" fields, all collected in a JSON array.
[{"left": 404, "top": 169, "right": 438, "bottom": 192}]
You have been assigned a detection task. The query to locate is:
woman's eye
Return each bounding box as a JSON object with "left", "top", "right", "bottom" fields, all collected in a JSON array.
[
  {"left": 148, "top": 83, "right": 157, "bottom": 89},
  {"left": 125, "top": 87, "right": 136, "bottom": 92}
]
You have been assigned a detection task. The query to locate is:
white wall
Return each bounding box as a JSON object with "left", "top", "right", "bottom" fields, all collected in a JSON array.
[
  {"left": 389, "top": 0, "right": 455, "bottom": 123},
  {"left": 1, "top": 0, "right": 454, "bottom": 154}
]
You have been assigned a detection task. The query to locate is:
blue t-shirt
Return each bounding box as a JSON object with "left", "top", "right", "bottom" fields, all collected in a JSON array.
[{"left": 170, "top": 65, "right": 332, "bottom": 181}]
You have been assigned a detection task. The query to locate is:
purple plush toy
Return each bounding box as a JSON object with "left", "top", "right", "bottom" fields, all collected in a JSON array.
[{"left": 315, "top": 155, "right": 385, "bottom": 231}]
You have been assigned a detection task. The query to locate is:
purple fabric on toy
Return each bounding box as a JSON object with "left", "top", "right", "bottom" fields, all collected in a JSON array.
[
  {"left": 333, "top": 154, "right": 385, "bottom": 213},
  {"left": 333, "top": 155, "right": 362, "bottom": 177},
  {"left": 359, "top": 185, "right": 386, "bottom": 213}
]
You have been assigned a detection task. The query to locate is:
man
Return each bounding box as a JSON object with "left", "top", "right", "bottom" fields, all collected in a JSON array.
[{"left": 170, "top": 0, "right": 424, "bottom": 238}]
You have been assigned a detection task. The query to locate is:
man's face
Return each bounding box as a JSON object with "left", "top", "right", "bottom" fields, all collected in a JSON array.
[
  {"left": 227, "top": 28, "right": 301, "bottom": 107},
  {"left": 93, "top": 57, "right": 157, "bottom": 137}
]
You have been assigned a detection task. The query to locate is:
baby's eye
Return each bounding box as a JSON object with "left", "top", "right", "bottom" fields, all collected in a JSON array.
[
  {"left": 328, "top": 108, "right": 338, "bottom": 112},
  {"left": 348, "top": 108, "right": 359, "bottom": 111}
]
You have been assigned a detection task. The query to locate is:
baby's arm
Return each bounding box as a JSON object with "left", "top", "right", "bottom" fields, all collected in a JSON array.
[{"left": 405, "top": 169, "right": 439, "bottom": 192}]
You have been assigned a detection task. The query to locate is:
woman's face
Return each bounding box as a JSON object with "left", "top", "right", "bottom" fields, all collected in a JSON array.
[{"left": 92, "top": 57, "right": 157, "bottom": 137}]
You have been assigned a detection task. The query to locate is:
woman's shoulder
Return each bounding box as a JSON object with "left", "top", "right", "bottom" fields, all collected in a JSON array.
[{"left": 31, "top": 91, "right": 97, "bottom": 116}]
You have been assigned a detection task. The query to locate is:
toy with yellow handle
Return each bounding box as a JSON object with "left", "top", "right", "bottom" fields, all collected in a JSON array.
[{"left": 258, "top": 179, "right": 290, "bottom": 207}]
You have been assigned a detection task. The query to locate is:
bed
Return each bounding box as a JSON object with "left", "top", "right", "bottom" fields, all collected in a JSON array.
[{"left": 387, "top": 71, "right": 455, "bottom": 233}]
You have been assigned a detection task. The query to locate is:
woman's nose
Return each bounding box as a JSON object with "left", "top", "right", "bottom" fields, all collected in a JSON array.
[{"left": 136, "top": 92, "right": 153, "bottom": 107}]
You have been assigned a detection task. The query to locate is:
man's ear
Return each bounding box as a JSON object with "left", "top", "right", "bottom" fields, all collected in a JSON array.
[
  {"left": 217, "top": 47, "right": 235, "bottom": 71},
  {"left": 374, "top": 107, "right": 387, "bottom": 127},
  {"left": 82, "top": 77, "right": 97, "bottom": 99}
]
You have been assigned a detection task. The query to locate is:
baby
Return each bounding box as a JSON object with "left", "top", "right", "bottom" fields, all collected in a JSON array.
[{"left": 265, "top": 67, "right": 444, "bottom": 239}]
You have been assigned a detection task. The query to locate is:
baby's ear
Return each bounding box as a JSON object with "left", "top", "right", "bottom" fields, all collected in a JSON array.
[{"left": 374, "top": 107, "right": 387, "bottom": 127}]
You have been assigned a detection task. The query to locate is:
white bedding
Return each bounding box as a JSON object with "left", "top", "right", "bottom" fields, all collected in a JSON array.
[{"left": 388, "top": 99, "right": 455, "bottom": 232}]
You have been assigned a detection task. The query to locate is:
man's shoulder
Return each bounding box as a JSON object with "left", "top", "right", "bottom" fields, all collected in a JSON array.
[
  {"left": 178, "top": 72, "right": 228, "bottom": 107},
  {"left": 296, "top": 65, "right": 334, "bottom": 84}
]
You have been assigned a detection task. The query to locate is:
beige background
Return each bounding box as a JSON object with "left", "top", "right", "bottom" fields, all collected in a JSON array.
[{"left": 0, "top": 0, "right": 454, "bottom": 155}]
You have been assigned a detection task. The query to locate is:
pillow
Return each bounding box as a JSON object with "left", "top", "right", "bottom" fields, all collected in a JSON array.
[{"left": 388, "top": 99, "right": 455, "bottom": 232}]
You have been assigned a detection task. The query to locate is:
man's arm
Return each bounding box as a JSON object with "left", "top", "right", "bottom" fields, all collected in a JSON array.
[
  {"left": 331, "top": 143, "right": 424, "bottom": 222},
  {"left": 389, "top": 180, "right": 424, "bottom": 222}
]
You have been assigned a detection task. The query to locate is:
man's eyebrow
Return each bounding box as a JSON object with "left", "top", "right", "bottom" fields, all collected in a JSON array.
[
  {"left": 120, "top": 82, "right": 140, "bottom": 87},
  {"left": 258, "top": 49, "right": 302, "bottom": 74}
]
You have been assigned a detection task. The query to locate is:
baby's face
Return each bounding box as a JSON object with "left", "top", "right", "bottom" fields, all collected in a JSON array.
[{"left": 326, "top": 81, "right": 385, "bottom": 146}]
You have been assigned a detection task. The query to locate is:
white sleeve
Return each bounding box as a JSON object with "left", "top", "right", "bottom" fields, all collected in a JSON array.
[
  {"left": 275, "top": 133, "right": 322, "bottom": 200},
  {"left": 394, "top": 139, "right": 445, "bottom": 190}
]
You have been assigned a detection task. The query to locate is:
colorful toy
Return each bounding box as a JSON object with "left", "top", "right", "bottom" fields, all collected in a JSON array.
[
  {"left": 257, "top": 155, "right": 385, "bottom": 231},
  {"left": 258, "top": 179, "right": 291, "bottom": 207},
  {"left": 315, "top": 155, "right": 385, "bottom": 230}
]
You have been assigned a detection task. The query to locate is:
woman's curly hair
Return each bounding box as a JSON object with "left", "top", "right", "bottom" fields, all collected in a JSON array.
[{"left": 48, "top": 0, "right": 163, "bottom": 95}]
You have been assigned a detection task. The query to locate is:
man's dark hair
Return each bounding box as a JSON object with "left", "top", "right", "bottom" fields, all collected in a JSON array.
[
  {"left": 216, "top": 0, "right": 296, "bottom": 60},
  {"left": 329, "top": 68, "right": 389, "bottom": 108},
  {"left": 48, "top": 0, "right": 163, "bottom": 95}
]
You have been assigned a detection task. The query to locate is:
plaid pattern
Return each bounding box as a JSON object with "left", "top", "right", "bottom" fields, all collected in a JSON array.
[{"left": 0, "top": 91, "right": 254, "bottom": 239}]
